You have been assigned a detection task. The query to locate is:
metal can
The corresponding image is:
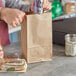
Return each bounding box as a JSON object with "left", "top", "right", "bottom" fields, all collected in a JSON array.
[
  {"left": 65, "top": 34, "right": 76, "bottom": 56},
  {"left": 34, "top": 0, "right": 43, "bottom": 14}
]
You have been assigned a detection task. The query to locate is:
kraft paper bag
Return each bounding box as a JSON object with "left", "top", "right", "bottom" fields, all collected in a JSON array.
[{"left": 21, "top": 13, "right": 52, "bottom": 63}]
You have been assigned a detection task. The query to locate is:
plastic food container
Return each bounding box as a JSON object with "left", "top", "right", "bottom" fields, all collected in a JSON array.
[
  {"left": 0, "top": 59, "right": 27, "bottom": 72},
  {"left": 65, "top": 34, "right": 76, "bottom": 56}
]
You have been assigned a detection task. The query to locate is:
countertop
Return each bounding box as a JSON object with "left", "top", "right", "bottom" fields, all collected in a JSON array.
[{"left": 0, "top": 42, "right": 76, "bottom": 76}]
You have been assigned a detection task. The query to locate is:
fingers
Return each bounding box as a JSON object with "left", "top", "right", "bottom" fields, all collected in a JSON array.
[
  {"left": 31, "top": 1, "right": 35, "bottom": 11},
  {"left": 48, "top": 2, "right": 51, "bottom": 10},
  {"left": 12, "top": 21, "right": 17, "bottom": 27},
  {"left": 19, "top": 12, "right": 25, "bottom": 21},
  {"left": 12, "top": 12, "right": 25, "bottom": 27},
  {"left": 15, "top": 18, "right": 20, "bottom": 26},
  {"left": 31, "top": 0, "right": 51, "bottom": 12},
  {"left": 17, "top": 16, "right": 22, "bottom": 23},
  {"left": 43, "top": 0, "right": 51, "bottom": 12},
  {"left": 21, "top": 12, "right": 25, "bottom": 17},
  {"left": 2, "top": 8, "right": 25, "bottom": 27}
]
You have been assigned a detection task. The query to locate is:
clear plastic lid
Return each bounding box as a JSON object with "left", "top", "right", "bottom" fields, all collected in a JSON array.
[
  {"left": 4, "top": 52, "right": 20, "bottom": 59},
  {"left": 65, "top": 34, "right": 76, "bottom": 43}
]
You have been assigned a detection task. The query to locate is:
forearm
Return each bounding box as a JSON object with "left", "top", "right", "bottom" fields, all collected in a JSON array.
[{"left": 5, "top": 0, "right": 31, "bottom": 12}]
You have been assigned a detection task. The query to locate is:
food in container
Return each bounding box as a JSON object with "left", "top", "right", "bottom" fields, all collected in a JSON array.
[
  {"left": 64, "top": 1, "right": 76, "bottom": 14},
  {"left": 0, "top": 59, "right": 27, "bottom": 72},
  {"left": 61, "top": 0, "right": 76, "bottom": 14}
]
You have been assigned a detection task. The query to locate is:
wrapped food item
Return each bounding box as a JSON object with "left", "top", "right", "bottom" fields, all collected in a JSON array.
[
  {"left": 61, "top": 0, "right": 76, "bottom": 14},
  {"left": 0, "top": 59, "right": 27, "bottom": 72},
  {"left": 65, "top": 2, "right": 76, "bottom": 14}
]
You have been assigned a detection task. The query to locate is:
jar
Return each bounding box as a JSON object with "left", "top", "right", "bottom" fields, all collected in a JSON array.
[{"left": 65, "top": 34, "right": 76, "bottom": 56}]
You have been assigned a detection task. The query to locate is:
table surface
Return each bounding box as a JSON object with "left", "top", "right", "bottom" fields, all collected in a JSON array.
[{"left": 0, "top": 42, "right": 76, "bottom": 76}]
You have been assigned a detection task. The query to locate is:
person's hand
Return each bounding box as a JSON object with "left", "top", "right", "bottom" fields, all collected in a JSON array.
[
  {"left": 43, "top": 0, "right": 51, "bottom": 12},
  {"left": 0, "top": 8, "right": 25, "bottom": 27},
  {"left": 31, "top": 0, "right": 51, "bottom": 12}
]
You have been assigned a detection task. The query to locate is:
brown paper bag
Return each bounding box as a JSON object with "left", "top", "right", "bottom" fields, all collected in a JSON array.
[{"left": 21, "top": 13, "right": 52, "bottom": 63}]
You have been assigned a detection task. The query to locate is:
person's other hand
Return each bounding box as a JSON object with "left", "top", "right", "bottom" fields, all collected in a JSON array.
[
  {"left": 43, "top": 0, "right": 51, "bottom": 12},
  {"left": 31, "top": 0, "right": 51, "bottom": 12},
  {"left": 0, "top": 8, "right": 25, "bottom": 27}
]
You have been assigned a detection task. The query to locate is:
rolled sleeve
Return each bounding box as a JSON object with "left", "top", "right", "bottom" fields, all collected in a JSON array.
[{"left": 5, "top": 0, "right": 31, "bottom": 12}]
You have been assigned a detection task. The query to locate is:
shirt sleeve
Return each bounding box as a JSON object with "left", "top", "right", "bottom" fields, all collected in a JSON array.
[{"left": 5, "top": 0, "right": 31, "bottom": 12}]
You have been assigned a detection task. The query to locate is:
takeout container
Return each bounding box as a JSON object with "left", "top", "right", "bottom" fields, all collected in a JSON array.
[{"left": 0, "top": 59, "right": 27, "bottom": 72}]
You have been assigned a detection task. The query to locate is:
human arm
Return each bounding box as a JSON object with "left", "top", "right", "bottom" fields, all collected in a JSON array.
[
  {"left": 0, "top": 8, "right": 25, "bottom": 27},
  {"left": 5, "top": 0, "right": 31, "bottom": 12},
  {"left": 5, "top": 0, "right": 51, "bottom": 12},
  {"left": 0, "top": 0, "right": 51, "bottom": 27}
]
